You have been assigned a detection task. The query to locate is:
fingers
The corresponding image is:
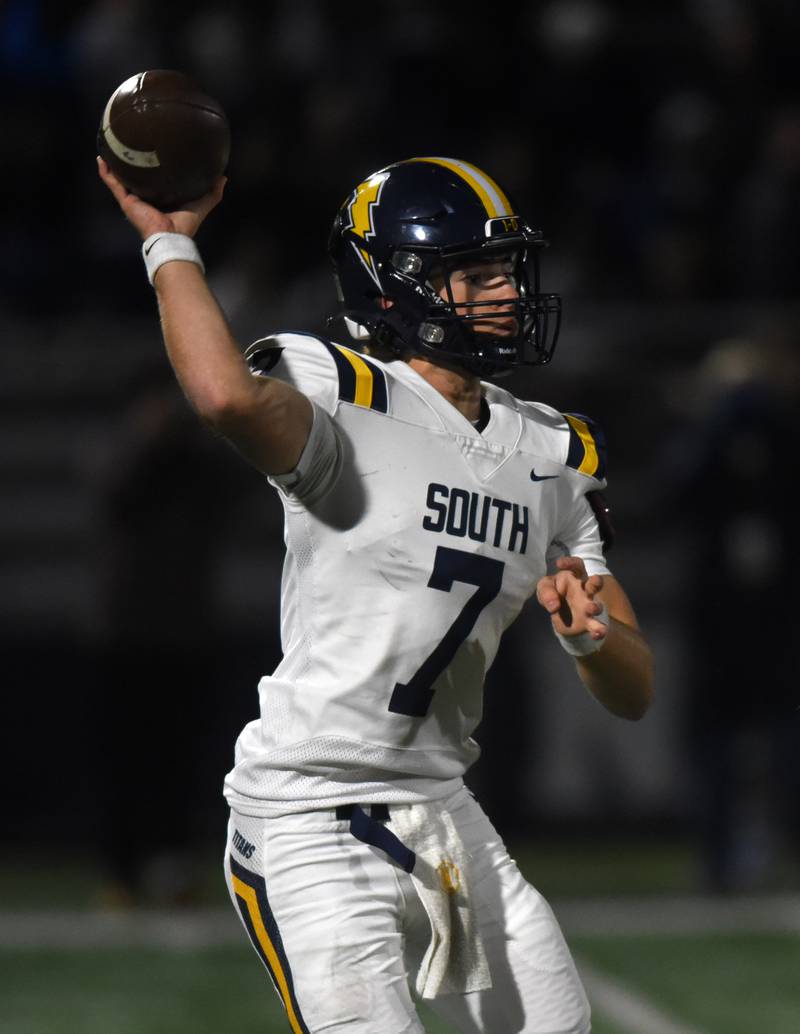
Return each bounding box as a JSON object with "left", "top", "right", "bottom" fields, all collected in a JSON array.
[
  {"left": 555, "top": 555, "right": 587, "bottom": 579},
  {"left": 551, "top": 605, "right": 607, "bottom": 640},
  {"left": 97, "top": 155, "right": 174, "bottom": 239},
  {"left": 537, "top": 569, "right": 579, "bottom": 609},
  {"left": 537, "top": 567, "right": 607, "bottom": 638},
  {"left": 555, "top": 556, "right": 604, "bottom": 591},
  {"left": 97, "top": 155, "right": 130, "bottom": 205},
  {"left": 537, "top": 570, "right": 581, "bottom": 624},
  {"left": 97, "top": 156, "right": 226, "bottom": 246},
  {"left": 183, "top": 176, "right": 227, "bottom": 222},
  {"left": 554, "top": 555, "right": 605, "bottom": 604},
  {"left": 575, "top": 588, "right": 608, "bottom": 640},
  {"left": 535, "top": 575, "right": 562, "bottom": 615}
]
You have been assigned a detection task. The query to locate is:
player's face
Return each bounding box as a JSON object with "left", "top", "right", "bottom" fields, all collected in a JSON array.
[{"left": 439, "top": 255, "right": 519, "bottom": 336}]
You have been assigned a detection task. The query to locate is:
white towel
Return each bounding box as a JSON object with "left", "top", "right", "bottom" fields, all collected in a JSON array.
[{"left": 390, "top": 800, "right": 492, "bottom": 999}]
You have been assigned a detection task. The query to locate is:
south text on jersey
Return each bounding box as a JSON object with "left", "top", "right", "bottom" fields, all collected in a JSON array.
[{"left": 422, "top": 482, "right": 529, "bottom": 554}]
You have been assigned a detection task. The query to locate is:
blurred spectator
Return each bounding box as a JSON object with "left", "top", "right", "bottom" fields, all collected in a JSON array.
[
  {"left": 93, "top": 363, "right": 251, "bottom": 906},
  {"left": 732, "top": 106, "right": 800, "bottom": 297},
  {"left": 619, "top": 89, "right": 733, "bottom": 298},
  {"left": 657, "top": 334, "right": 800, "bottom": 891}
]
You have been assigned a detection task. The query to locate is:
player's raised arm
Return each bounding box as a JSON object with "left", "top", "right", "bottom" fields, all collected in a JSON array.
[{"left": 96, "top": 157, "right": 312, "bottom": 476}]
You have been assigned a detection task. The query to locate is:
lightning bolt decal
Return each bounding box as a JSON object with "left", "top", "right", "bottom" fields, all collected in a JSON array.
[{"left": 345, "top": 172, "right": 389, "bottom": 289}]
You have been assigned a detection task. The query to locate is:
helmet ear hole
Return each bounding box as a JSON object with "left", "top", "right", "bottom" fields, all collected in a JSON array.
[{"left": 392, "top": 251, "right": 423, "bottom": 275}]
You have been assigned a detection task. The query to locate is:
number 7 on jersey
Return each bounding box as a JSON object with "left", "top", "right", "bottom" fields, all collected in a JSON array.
[{"left": 388, "top": 546, "right": 505, "bottom": 717}]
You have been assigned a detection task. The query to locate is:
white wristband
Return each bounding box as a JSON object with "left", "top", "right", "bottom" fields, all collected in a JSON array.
[
  {"left": 554, "top": 601, "right": 609, "bottom": 657},
  {"left": 142, "top": 232, "right": 205, "bottom": 285}
]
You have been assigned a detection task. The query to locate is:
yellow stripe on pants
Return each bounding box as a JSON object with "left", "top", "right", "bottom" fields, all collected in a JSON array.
[{"left": 232, "top": 875, "right": 305, "bottom": 1034}]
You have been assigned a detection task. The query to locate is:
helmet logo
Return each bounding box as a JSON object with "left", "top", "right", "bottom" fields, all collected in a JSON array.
[
  {"left": 485, "top": 215, "right": 519, "bottom": 236},
  {"left": 345, "top": 172, "right": 389, "bottom": 290}
]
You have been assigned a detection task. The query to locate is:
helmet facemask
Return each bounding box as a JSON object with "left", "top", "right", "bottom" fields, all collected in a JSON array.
[{"left": 337, "top": 239, "right": 561, "bottom": 376}]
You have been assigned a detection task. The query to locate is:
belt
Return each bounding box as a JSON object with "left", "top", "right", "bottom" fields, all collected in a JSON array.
[
  {"left": 335, "top": 803, "right": 415, "bottom": 873},
  {"left": 335, "top": 803, "right": 390, "bottom": 821}
]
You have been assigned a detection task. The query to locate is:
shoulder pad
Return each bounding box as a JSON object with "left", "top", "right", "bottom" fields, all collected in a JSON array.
[
  {"left": 321, "top": 341, "right": 389, "bottom": 414},
  {"left": 245, "top": 332, "right": 389, "bottom": 415},
  {"left": 563, "top": 412, "right": 608, "bottom": 480}
]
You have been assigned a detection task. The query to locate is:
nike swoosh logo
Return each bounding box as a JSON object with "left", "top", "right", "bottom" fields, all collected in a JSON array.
[
  {"left": 144, "top": 236, "right": 163, "bottom": 255},
  {"left": 530, "top": 469, "right": 559, "bottom": 482}
]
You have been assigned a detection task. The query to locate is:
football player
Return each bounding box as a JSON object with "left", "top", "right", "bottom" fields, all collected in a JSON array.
[{"left": 98, "top": 154, "right": 654, "bottom": 1034}]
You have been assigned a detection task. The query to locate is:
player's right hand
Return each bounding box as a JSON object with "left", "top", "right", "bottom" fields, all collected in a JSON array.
[{"left": 96, "top": 156, "right": 226, "bottom": 241}]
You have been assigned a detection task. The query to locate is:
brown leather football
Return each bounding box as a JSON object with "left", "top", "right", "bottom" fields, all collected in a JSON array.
[{"left": 97, "top": 70, "right": 230, "bottom": 210}]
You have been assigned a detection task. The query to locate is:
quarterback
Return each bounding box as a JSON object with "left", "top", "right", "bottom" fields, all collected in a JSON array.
[{"left": 98, "top": 154, "right": 654, "bottom": 1033}]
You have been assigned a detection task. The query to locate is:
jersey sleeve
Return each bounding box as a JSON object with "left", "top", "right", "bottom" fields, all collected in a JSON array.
[
  {"left": 245, "top": 332, "right": 341, "bottom": 415},
  {"left": 546, "top": 494, "right": 611, "bottom": 577},
  {"left": 245, "top": 333, "right": 343, "bottom": 503},
  {"left": 547, "top": 411, "right": 612, "bottom": 577},
  {"left": 268, "top": 400, "right": 342, "bottom": 506}
]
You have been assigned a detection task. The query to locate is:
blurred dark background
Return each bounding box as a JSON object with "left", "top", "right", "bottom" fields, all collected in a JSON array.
[{"left": 2, "top": 0, "right": 800, "bottom": 906}]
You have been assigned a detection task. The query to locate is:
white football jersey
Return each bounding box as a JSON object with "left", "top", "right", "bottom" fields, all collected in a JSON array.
[{"left": 223, "top": 333, "right": 611, "bottom": 814}]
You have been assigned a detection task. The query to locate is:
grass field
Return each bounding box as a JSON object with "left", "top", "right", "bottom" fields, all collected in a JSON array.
[
  {"left": 0, "top": 944, "right": 630, "bottom": 1034},
  {"left": 2, "top": 934, "right": 797, "bottom": 1033},
  {"left": 1, "top": 839, "right": 797, "bottom": 1033},
  {"left": 574, "top": 932, "right": 800, "bottom": 1034}
]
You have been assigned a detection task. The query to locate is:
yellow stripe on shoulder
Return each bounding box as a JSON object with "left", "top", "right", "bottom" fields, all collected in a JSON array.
[
  {"left": 322, "top": 341, "right": 389, "bottom": 413},
  {"left": 564, "top": 413, "right": 600, "bottom": 477},
  {"left": 336, "top": 346, "right": 374, "bottom": 408}
]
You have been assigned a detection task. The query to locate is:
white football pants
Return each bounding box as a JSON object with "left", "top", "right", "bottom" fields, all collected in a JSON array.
[{"left": 224, "top": 785, "right": 591, "bottom": 1033}]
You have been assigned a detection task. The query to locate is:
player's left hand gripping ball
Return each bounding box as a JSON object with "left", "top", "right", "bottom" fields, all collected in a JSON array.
[{"left": 97, "top": 69, "right": 230, "bottom": 210}]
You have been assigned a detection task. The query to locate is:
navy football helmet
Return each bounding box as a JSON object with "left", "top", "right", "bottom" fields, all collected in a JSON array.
[{"left": 328, "top": 157, "right": 561, "bottom": 373}]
